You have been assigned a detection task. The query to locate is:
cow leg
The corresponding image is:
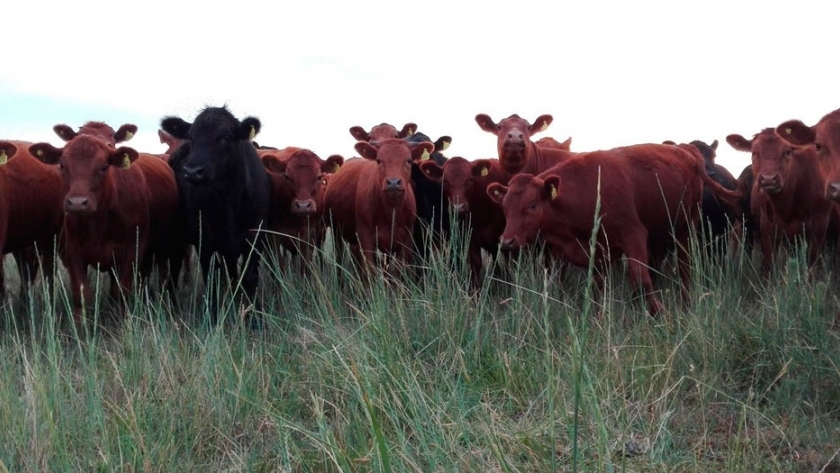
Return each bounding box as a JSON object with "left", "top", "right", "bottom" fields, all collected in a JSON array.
[
  {"left": 622, "top": 229, "right": 663, "bottom": 316},
  {"left": 199, "top": 247, "right": 223, "bottom": 322},
  {"left": 64, "top": 254, "right": 92, "bottom": 326}
]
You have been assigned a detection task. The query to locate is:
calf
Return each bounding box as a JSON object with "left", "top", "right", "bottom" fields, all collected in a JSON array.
[
  {"left": 475, "top": 113, "right": 575, "bottom": 175},
  {"left": 29, "top": 135, "right": 180, "bottom": 322},
  {"left": 487, "top": 143, "right": 740, "bottom": 315},
  {"left": 419, "top": 157, "right": 511, "bottom": 285},
  {"left": 324, "top": 138, "right": 435, "bottom": 273},
  {"left": 727, "top": 128, "right": 834, "bottom": 269},
  {"left": 161, "top": 106, "right": 270, "bottom": 318}
]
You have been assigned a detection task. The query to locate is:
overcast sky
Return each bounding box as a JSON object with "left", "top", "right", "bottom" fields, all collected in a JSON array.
[{"left": 2, "top": 1, "right": 839, "bottom": 176}]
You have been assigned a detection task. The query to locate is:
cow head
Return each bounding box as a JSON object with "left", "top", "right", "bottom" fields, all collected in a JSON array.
[
  {"left": 727, "top": 129, "right": 800, "bottom": 196},
  {"left": 689, "top": 139, "right": 719, "bottom": 173},
  {"left": 161, "top": 106, "right": 260, "bottom": 185},
  {"left": 53, "top": 121, "right": 138, "bottom": 146},
  {"left": 487, "top": 173, "right": 558, "bottom": 251},
  {"left": 419, "top": 157, "right": 495, "bottom": 216},
  {"left": 29, "top": 135, "right": 138, "bottom": 214},
  {"left": 158, "top": 129, "right": 184, "bottom": 155},
  {"left": 0, "top": 141, "right": 20, "bottom": 165},
  {"left": 349, "top": 122, "right": 417, "bottom": 142},
  {"left": 776, "top": 109, "right": 840, "bottom": 201},
  {"left": 262, "top": 149, "right": 344, "bottom": 215},
  {"left": 535, "top": 136, "right": 572, "bottom": 151},
  {"left": 355, "top": 138, "right": 434, "bottom": 202},
  {"left": 475, "top": 113, "right": 553, "bottom": 173}
]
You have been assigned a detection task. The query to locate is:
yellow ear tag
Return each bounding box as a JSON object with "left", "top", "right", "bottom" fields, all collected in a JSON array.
[
  {"left": 124, "top": 131, "right": 134, "bottom": 141},
  {"left": 249, "top": 125, "right": 256, "bottom": 141},
  {"left": 122, "top": 153, "right": 131, "bottom": 169},
  {"left": 441, "top": 140, "right": 451, "bottom": 151},
  {"left": 420, "top": 149, "right": 430, "bottom": 161},
  {"left": 332, "top": 163, "right": 341, "bottom": 173},
  {"left": 550, "top": 184, "right": 557, "bottom": 200},
  {"left": 540, "top": 122, "right": 549, "bottom": 132},
  {"left": 493, "top": 189, "right": 501, "bottom": 196},
  {"left": 785, "top": 128, "right": 792, "bottom": 135},
  {"left": 480, "top": 166, "right": 489, "bottom": 177},
  {"left": 0, "top": 150, "right": 7, "bottom": 165},
  {"left": 36, "top": 149, "right": 44, "bottom": 157},
  {"left": 406, "top": 127, "right": 415, "bottom": 136}
]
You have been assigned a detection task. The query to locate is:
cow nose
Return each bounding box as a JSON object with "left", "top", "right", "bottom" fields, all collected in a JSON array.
[
  {"left": 829, "top": 182, "right": 840, "bottom": 201},
  {"left": 385, "top": 178, "right": 403, "bottom": 191},
  {"left": 65, "top": 196, "right": 90, "bottom": 212},
  {"left": 758, "top": 173, "right": 781, "bottom": 191},
  {"left": 183, "top": 165, "right": 207, "bottom": 183},
  {"left": 500, "top": 237, "right": 517, "bottom": 252},
  {"left": 292, "top": 199, "right": 316, "bottom": 215},
  {"left": 452, "top": 202, "right": 467, "bottom": 214},
  {"left": 505, "top": 132, "right": 524, "bottom": 146}
]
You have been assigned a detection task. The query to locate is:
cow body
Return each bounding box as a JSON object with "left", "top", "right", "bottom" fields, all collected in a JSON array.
[
  {"left": 476, "top": 114, "right": 575, "bottom": 175},
  {"left": 162, "top": 106, "right": 270, "bottom": 318},
  {"left": 488, "top": 143, "right": 739, "bottom": 315}
]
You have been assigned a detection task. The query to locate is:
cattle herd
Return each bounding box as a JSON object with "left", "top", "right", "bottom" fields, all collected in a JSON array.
[{"left": 0, "top": 105, "right": 839, "bottom": 323}]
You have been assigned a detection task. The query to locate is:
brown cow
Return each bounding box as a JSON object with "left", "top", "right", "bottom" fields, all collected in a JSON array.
[
  {"left": 776, "top": 108, "right": 840, "bottom": 200},
  {"left": 475, "top": 114, "right": 575, "bottom": 175},
  {"left": 349, "top": 122, "right": 416, "bottom": 142},
  {"left": 158, "top": 129, "right": 184, "bottom": 157},
  {"left": 261, "top": 147, "right": 343, "bottom": 261},
  {"left": 727, "top": 128, "right": 836, "bottom": 269},
  {"left": 535, "top": 136, "right": 573, "bottom": 151},
  {"left": 324, "top": 138, "right": 434, "bottom": 273},
  {"left": 53, "top": 121, "right": 137, "bottom": 146},
  {"left": 487, "top": 143, "right": 740, "bottom": 315},
  {"left": 30, "top": 135, "right": 181, "bottom": 322},
  {"left": 0, "top": 141, "right": 64, "bottom": 297},
  {"left": 418, "top": 157, "right": 512, "bottom": 285}
]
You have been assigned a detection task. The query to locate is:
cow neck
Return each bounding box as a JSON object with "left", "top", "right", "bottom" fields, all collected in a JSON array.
[
  {"left": 64, "top": 172, "right": 121, "bottom": 244},
  {"left": 763, "top": 150, "right": 828, "bottom": 219}
]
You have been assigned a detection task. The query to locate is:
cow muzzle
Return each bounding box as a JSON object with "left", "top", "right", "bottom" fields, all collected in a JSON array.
[
  {"left": 384, "top": 178, "right": 405, "bottom": 196},
  {"left": 292, "top": 199, "right": 316, "bottom": 215},
  {"left": 451, "top": 202, "right": 468, "bottom": 215},
  {"left": 183, "top": 165, "right": 209, "bottom": 184},
  {"left": 500, "top": 236, "right": 519, "bottom": 252},
  {"left": 758, "top": 173, "right": 782, "bottom": 194},
  {"left": 65, "top": 196, "right": 94, "bottom": 214}
]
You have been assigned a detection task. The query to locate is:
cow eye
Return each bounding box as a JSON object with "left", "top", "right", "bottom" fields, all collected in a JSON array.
[
  {"left": 100, "top": 164, "right": 110, "bottom": 172},
  {"left": 815, "top": 142, "right": 824, "bottom": 153},
  {"left": 58, "top": 162, "right": 65, "bottom": 171},
  {"left": 529, "top": 203, "right": 537, "bottom": 211},
  {"left": 218, "top": 134, "right": 232, "bottom": 144}
]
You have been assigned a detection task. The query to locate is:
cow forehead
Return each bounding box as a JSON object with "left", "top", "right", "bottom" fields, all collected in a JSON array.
[
  {"left": 506, "top": 175, "right": 542, "bottom": 198},
  {"left": 190, "top": 109, "right": 239, "bottom": 137},
  {"left": 286, "top": 154, "right": 321, "bottom": 174},
  {"left": 369, "top": 123, "right": 400, "bottom": 140},
  {"left": 751, "top": 130, "right": 788, "bottom": 155},
  {"left": 441, "top": 158, "right": 472, "bottom": 180},
  {"left": 498, "top": 115, "right": 530, "bottom": 130},
  {"left": 63, "top": 136, "right": 110, "bottom": 163}
]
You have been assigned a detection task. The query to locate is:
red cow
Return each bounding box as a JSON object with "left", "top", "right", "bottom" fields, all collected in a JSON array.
[
  {"left": 475, "top": 114, "right": 575, "bottom": 175},
  {"left": 158, "top": 129, "right": 184, "bottom": 157},
  {"left": 349, "top": 122, "right": 416, "bottom": 142},
  {"left": 324, "top": 138, "right": 435, "bottom": 272},
  {"left": 535, "top": 136, "right": 573, "bottom": 150},
  {"left": 418, "top": 157, "right": 512, "bottom": 285},
  {"left": 261, "top": 147, "right": 344, "bottom": 260},
  {"left": 487, "top": 143, "right": 740, "bottom": 315},
  {"left": 53, "top": 121, "right": 137, "bottom": 146},
  {"left": 0, "top": 141, "right": 64, "bottom": 296},
  {"left": 29, "top": 135, "right": 181, "bottom": 322},
  {"left": 776, "top": 108, "right": 840, "bottom": 200},
  {"left": 727, "top": 128, "right": 836, "bottom": 269}
]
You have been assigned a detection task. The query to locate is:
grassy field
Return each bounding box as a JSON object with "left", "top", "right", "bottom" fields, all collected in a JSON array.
[{"left": 0, "top": 227, "right": 839, "bottom": 472}]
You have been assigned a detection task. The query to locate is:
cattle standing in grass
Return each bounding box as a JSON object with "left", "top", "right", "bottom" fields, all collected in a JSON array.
[
  {"left": 475, "top": 114, "right": 574, "bottom": 175},
  {"left": 406, "top": 131, "right": 452, "bottom": 257},
  {"left": 776, "top": 108, "right": 840, "bottom": 201},
  {"left": 324, "top": 138, "right": 435, "bottom": 273},
  {"left": 261, "top": 147, "right": 343, "bottom": 261},
  {"left": 0, "top": 141, "right": 64, "bottom": 297},
  {"left": 727, "top": 128, "right": 835, "bottom": 269},
  {"left": 487, "top": 144, "right": 740, "bottom": 316},
  {"left": 419, "top": 157, "right": 511, "bottom": 285},
  {"left": 161, "top": 107, "right": 270, "bottom": 319},
  {"left": 29, "top": 135, "right": 180, "bottom": 322}
]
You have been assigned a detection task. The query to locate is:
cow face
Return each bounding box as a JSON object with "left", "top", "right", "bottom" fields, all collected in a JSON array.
[
  {"left": 488, "top": 173, "right": 557, "bottom": 251},
  {"left": 356, "top": 138, "right": 434, "bottom": 201},
  {"left": 349, "top": 122, "right": 416, "bottom": 142},
  {"left": 475, "top": 113, "right": 552, "bottom": 171},
  {"left": 419, "top": 157, "right": 482, "bottom": 215},
  {"left": 727, "top": 129, "right": 798, "bottom": 195},
  {"left": 262, "top": 150, "right": 344, "bottom": 215},
  {"left": 777, "top": 109, "right": 840, "bottom": 200},
  {"left": 162, "top": 107, "right": 260, "bottom": 185},
  {"left": 29, "top": 136, "right": 138, "bottom": 214},
  {"left": 53, "top": 121, "right": 137, "bottom": 146}
]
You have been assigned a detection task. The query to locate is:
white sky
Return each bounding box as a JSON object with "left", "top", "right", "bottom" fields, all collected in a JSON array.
[{"left": 2, "top": 1, "right": 839, "bottom": 176}]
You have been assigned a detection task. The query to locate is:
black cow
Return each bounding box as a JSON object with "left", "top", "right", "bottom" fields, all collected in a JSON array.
[
  {"left": 687, "top": 140, "right": 739, "bottom": 257},
  {"left": 161, "top": 106, "right": 270, "bottom": 321},
  {"left": 735, "top": 164, "right": 758, "bottom": 254},
  {"left": 407, "top": 132, "right": 451, "bottom": 258}
]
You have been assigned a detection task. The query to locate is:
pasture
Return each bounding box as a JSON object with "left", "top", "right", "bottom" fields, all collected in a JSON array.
[{"left": 0, "top": 226, "right": 838, "bottom": 472}]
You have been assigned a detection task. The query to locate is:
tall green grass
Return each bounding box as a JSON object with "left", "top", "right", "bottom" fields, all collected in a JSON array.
[{"left": 0, "top": 223, "right": 839, "bottom": 472}]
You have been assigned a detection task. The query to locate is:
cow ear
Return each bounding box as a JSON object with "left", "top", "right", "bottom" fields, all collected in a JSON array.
[
  {"left": 161, "top": 116, "right": 191, "bottom": 140},
  {"left": 323, "top": 154, "right": 344, "bottom": 173},
  {"left": 475, "top": 114, "right": 499, "bottom": 134},
  {"left": 355, "top": 141, "right": 378, "bottom": 160},
  {"left": 662, "top": 140, "right": 677, "bottom": 145},
  {"left": 349, "top": 126, "right": 370, "bottom": 142},
  {"left": 114, "top": 124, "right": 138, "bottom": 143},
  {"left": 108, "top": 147, "right": 139, "bottom": 168},
  {"left": 529, "top": 115, "right": 553, "bottom": 135},
  {"left": 261, "top": 154, "right": 286, "bottom": 173},
  {"left": 559, "top": 137, "right": 572, "bottom": 150},
  {"left": 418, "top": 161, "right": 443, "bottom": 181},
  {"left": 776, "top": 120, "right": 816, "bottom": 146},
  {"left": 239, "top": 117, "right": 261, "bottom": 141},
  {"left": 410, "top": 141, "right": 435, "bottom": 162},
  {"left": 29, "top": 143, "right": 63, "bottom": 164},
  {"left": 472, "top": 159, "right": 493, "bottom": 178},
  {"left": 543, "top": 175, "right": 561, "bottom": 200},
  {"left": 710, "top": 139, "right": 719, "bottom": 150},
  {"left": 399, "top": 123, "right": 417, "bottom": 138},
  {"left": 726, "top": 134, "right": 754, "bottom": 152},
  {"left": 434, "top": 136, "right": 452, "bottom": 152},
  {"left": 0, "top": 141, "right": 18, "bottom": 165},
  {"left": 486, "top": 183, "right": 507, "bottom": 204},
  {"left": 53, "top": 124, "right": 78, "bottom": 142}
]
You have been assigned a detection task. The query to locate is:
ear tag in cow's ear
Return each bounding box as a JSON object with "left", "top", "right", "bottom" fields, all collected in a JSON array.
[
  {"left": 540, "top": 122, "right": 549, "bottom": 132},
  {"left": 249, "top": 125, "right": 256, "bottom": 141},
  {"left": 36, "top": 149, "right": 44, "bottom": 157},
  {"left": 124, "top": 131, "right": 134, "bottom": 141},
  {"left": 480, "top": 166, "right": 489, "bottom": 177},
  {"left": 333, "top": 163, "right": 341, "bottom": 173},
  {"left": 407, "top": 127, "right": 415, "bottom": 136},
  {"left": 493, "top": 188, "right": 501, "bottom": 196},
  {"left": 420, "top": 149, "right": 430, "bottom": 161},
  {"left": 441, "top": 139, "right": 450, "bottom": 151},
  {"left": 550, "top": 184, "right": 557, "bottom": 200},
  {"left": 0, "top": 150, "right": 7, "bottom": 165},
  {"left": 122, "top": 153, "right": 131, "bottom": 169},
  {"left": 785, "top": 128, "right": 792, "bottom": 135}
]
